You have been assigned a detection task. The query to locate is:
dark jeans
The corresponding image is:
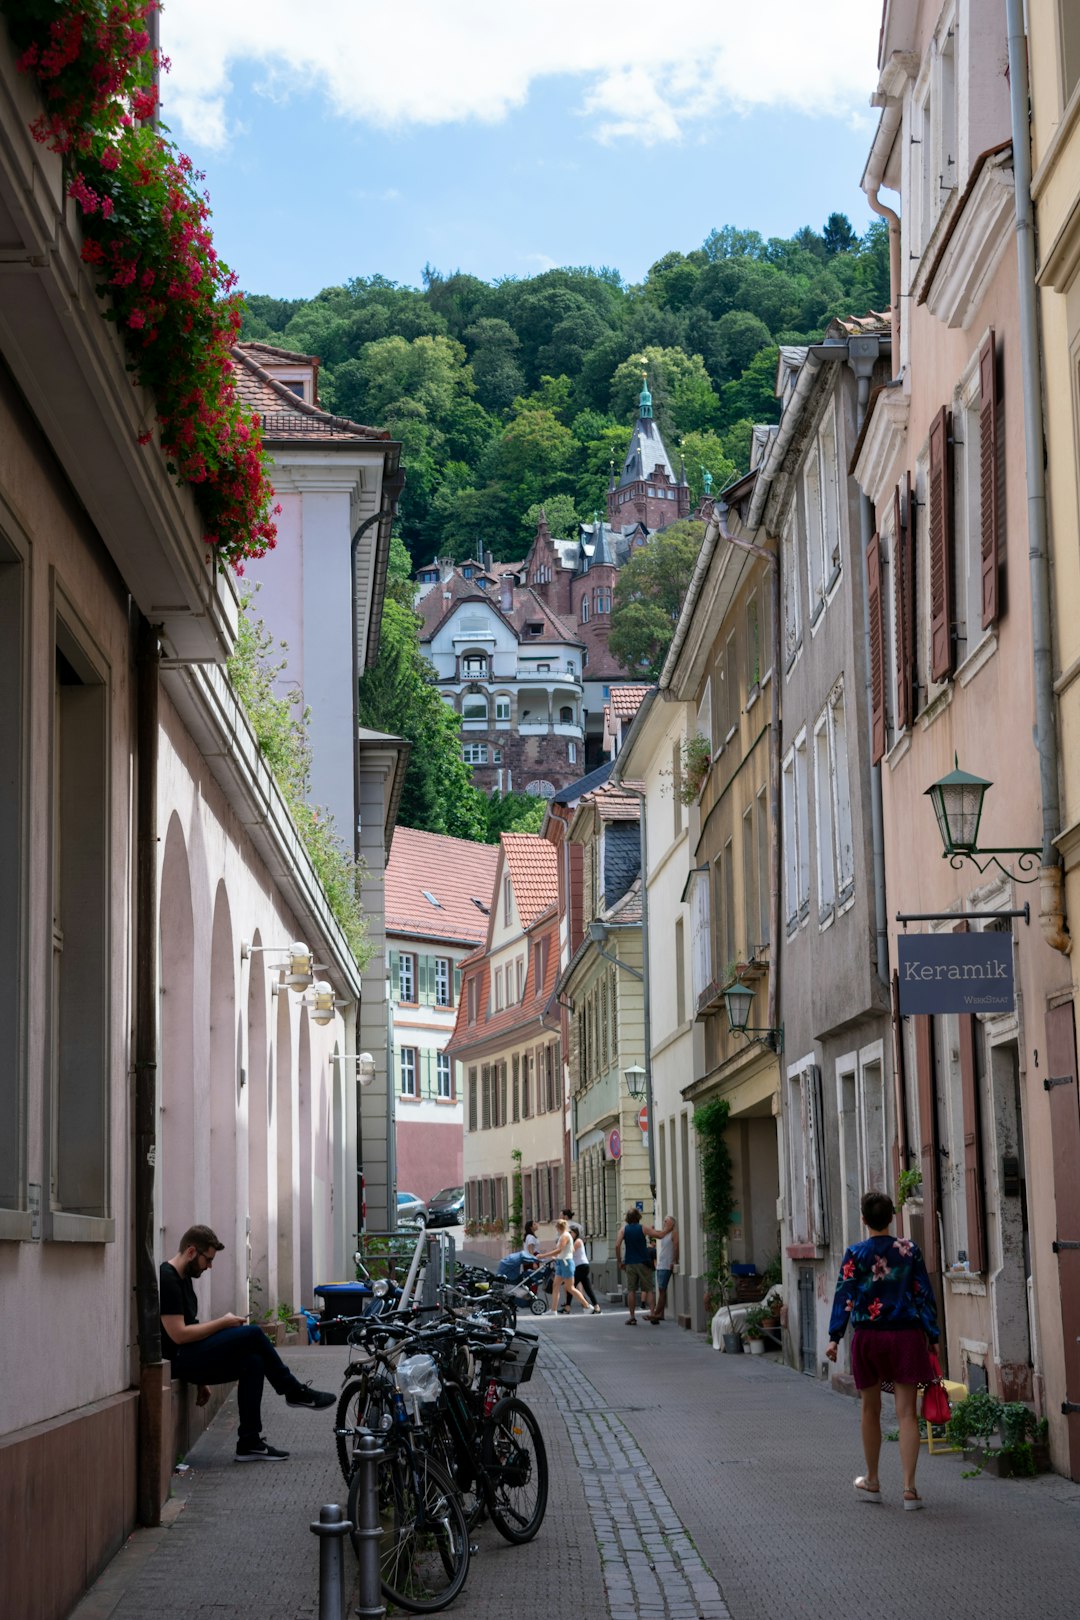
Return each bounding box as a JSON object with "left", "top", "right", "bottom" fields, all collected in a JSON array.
[
  {"left": 575, "top": 1263, "right": 599, "bottom": 1308},
  {"left": 171, "top": 1324, "right": 301, "bottom": 1443}
]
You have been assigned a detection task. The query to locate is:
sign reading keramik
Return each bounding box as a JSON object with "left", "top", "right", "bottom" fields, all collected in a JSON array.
[{"left": 897, "top": 931, "right": 1014, "bottom": 1015}]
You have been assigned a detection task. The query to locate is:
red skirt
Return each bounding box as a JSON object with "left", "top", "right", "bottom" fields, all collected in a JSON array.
[{"left": 850, "top": 1327, "right": 935, "bottom": 1391}]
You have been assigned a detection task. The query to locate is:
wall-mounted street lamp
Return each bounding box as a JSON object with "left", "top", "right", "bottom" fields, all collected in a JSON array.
[
  {"left": 241, "top": 939, "right": 314, "bottom": 990},
  {"left": 307, "top": 980, "right": 343, "bottom": 1027},
  {"left": 723, "top": 981, "right": 784, "bottom": 1053},
  {"left": 623, "top": 1064, "right": 647, "bottom": 1100},
  {"left": 925, "top": 756, "right": 1040, "bottom": 883},
  {"left": 331, "top": 1052, "right": 378, "bottom": 1088}
]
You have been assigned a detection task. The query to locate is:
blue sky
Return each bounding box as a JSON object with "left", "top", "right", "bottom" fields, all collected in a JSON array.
[{"left": 161, "top": 2, "right": 884, "bottom": 300}]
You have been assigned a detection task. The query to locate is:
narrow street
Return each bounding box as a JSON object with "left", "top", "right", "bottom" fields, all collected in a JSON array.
[{"left": 71, "top": 1323, "right": 1080, "bottom": 1620}]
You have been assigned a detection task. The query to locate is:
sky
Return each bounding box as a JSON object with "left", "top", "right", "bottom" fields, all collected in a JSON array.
[{"left": 159, "top": 1, "right": 886, "bottom": 301}]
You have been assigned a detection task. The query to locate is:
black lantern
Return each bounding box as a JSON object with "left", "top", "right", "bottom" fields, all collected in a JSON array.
[{"left": 924, "top": 757, "right": 991, "bottom": 856}]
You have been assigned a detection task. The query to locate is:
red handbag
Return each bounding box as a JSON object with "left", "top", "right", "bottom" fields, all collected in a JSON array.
[{"left": 920, "top": 1351, "right": 951, "bottom": 1426}]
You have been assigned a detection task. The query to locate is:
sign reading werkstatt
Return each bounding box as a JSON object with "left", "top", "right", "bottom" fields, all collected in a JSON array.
[{"left": 897, "top": 931, "right": 1015, "bottom": 1016}]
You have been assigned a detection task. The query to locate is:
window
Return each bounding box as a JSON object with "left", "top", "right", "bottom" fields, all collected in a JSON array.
[
  {"left": 689, "top": 866, "right": 712, "bottom": 1002},
  {"left": 781, "top": 515, "right": 801, "bottom": 671},
  {"left": 436, "top": 1052, "right": 453, "bottom": 1100},
  {"left": 516, "top": 956, "right": 525, "bottom": 1001},
  {"left": 742, "top": 805, "right": 757, "bottom": 957},
  {"left": 468, "top": 1068, "right": 478, "bottom": 1130},
  {"left": 493, "top": 967, "right": 503, "bottom": 1011},
  {"left": 0, "top": 535, "right": 27, "bottom": 1236},
  {"left": 756, "top": 786, "right": 770, "bottom": 950},
  {"left": 467, "top": 977, "right": 479, "bottom": 1024},
  {"left": 492, "top": 749, "right": 502, "bottom": 764},
  {"left": 567, "top": 741, "right": 577, "bottom": 765},
  {"left": 532, "top": 935, "right": 549, "bottom": 994},
  {"left": 400, "top": 1047, "right": 418, "bottom": 1098},
  {"left": 503, "top": 875, "right": 512, "bottom": 926},
  {"left": 674, "top": 917, "right": 686, "bottom": 1025},
  {"left": 837, "top": 1046, "right": 888, "bottom": 1248},
  {"left": 461, "top": 695, "right": 487, "bottom": 723},
  {"left": 49, "top": 622, "right": 111, "bottom": 1236},
  {"left": 581, "top": 597, "right": 590, "bottom": 623},
  {"left": 462, "top": 743, "right": 488, "bottom": 765},
  {"left": 803, "top": 408, "right": 841, "bottom": 622},
  {"left": 782, "top": 736, "right": 810, "bottom": 931},
  {"left": 592, "top": 589, "right": 611, "bottom": 615},
  {"left": 696, "top": 676, "right": 713, "bottom": 754},
  {"left": 398, "top": 953, "right": 416, "bottom": 1003},
  {"left": 813, "top": 712, "right": 836, "bottom": 920},
  {"left": 786, "top": 1059, "right": 829, "bottom": 1246},
  {"left": 526, "top": 621, "right": 544, "bottom": 637},
  {"left": 434, "top": 957, "right": 452, "bottom": 1007},
  {"left": 559, "top": 704, "right": 573, "bottom": 724},
  {"left": 462, "top": 654, "right": 487, "bottom": 678},
  {"left": 495, "top": 696, "right": 511, "bottom": 724}
]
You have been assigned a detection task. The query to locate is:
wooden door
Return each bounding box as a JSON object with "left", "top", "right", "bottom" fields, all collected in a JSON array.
[{"left": 1044, "top": 1002, "right": 1080, "bottom": 1481}]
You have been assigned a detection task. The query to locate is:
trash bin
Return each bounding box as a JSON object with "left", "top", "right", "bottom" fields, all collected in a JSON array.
[{"left": 313, "top": 1282, "right": 372, "bottom": 1345}]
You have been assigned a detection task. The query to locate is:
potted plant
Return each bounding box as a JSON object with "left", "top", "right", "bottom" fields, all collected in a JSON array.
[
  {"left": 678, "top": 734, "right": 712, "bottom": 804},
  {"left": 897, "top": 1167, "right": 923, "bottom": 1207},
  {"left": 947, "top": 1391, "right": 1049, "bottom": 1477},
  {"left": 712, "top": 1267, "right": 743, "bottom": 1354},
  {"left": 743, "top": 1305, "right": 767, "bottom": 1354},
  {"left": 762, "top": 1291, "right": 783, "bottom": 1331}
]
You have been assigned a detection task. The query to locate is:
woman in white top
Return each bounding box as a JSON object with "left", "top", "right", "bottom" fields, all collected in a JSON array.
[
  {"left": 538, "top": 1218, "right": 599, "bottom": 1315},
  {"left": 571, "top": 1224, "right": 601, "bottom": 1313},
  {"left": 522, "top": 1221, "right": 540, "bottom": 1264}
]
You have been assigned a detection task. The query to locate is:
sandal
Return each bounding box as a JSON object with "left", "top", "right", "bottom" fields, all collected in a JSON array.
[
  {"left": 903, "top": 1490, "right": 924, "bottom": 1512},
  {"left": 854, "top": 1477, "right": 882, "bottom": 1503}
]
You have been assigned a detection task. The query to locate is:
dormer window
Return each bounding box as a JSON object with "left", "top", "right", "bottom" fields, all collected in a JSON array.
[
  {"left": 463, "top": 566, "right": 474, "bottom": 579},
  {"left": 462, "top": 654, "right": 487, "bottom": 678},
  {"left": 284, "top": 381, "right": 306, "bottom": 400},
  {"left": 526, "top": 622, "right": 544, "bottom": 637}
]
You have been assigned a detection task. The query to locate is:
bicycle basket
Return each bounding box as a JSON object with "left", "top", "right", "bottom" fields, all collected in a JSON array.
[{"left": 494, "top": 1332, "right": 539, "bottom": 1387}]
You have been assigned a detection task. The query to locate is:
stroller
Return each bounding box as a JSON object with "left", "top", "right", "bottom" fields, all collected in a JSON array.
[{"left": 510, "top": 1258, "right": 554, "bottom": 1315}]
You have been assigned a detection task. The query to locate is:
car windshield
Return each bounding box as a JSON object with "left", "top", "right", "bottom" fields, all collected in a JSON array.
[
  {"left": 397, "top": 1191, "right": 420, "bottom": 1203},
  {"left": 430, "top": 1188, "right": 463, "bottom": 1203}
]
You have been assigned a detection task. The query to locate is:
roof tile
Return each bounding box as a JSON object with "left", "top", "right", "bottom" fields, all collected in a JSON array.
[
  {"left": 501, "top": 833, "right": 558, "bottom": 928},
  {"left": 384, "top": 828, "right": 499, "bottom": 946}
]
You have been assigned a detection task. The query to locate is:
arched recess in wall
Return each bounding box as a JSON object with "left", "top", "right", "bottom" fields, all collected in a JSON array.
[
  {"left": 208, "top": 881, "right": 237, "bottom": 1316},
  {"left": 314, "top": 1057, "right": 329, "bottom": 1282},
  {"left": 275, "top": 980, "right": 296, "bottom": 1310},
  {"left": 331, "top": 1045, "right": 344, "bottom": 1275},
  {"left": 297, "top": 1008, "right": 314, "bottom": 1306},
  {"left": 247, "top": 928, "right": 269, "bottom": 1315},
  {"left": 159, "top": 813, "right": 195, "bottom": 1261}
]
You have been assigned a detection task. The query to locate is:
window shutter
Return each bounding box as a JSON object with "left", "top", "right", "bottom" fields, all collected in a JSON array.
[
  {"left": 929, "top": 405, "right": 954, "bottom": 681},
  {"left": 894, "top": 475, "right": 915, "bottom": 732},
  {"left": 500, "top": 1061, "right": 508, "bottom": 1128},
  {"left": 953, "top": 922, "right": 986, "bottom": 1273},
  {"left": 468, "top": 1069, "right": 477, "bottom": 1132},
  {"left": 806, "top": 1066, "right": 830, "bottom": 1247},
  {"left": 388, "top": 949, "right": 400, "bottom": 1000},
  {"left": 512, "top": 1054, "right": 520, "bottom": 1122},
  {"left": 914, "top": 1016, "right": 940, "bottom": 1276},
  {"left": 979, "top": 330, "right": 1000, "bottom": 630},
  {"left": 866, "top": 531, "right": 887, "bottom": 764}
]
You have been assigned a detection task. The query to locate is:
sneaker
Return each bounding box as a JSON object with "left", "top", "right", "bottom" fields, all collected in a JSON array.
[
  {"left": 236, "top": 1438, "right": 289, "bottom": 1462},
  {"left": 285, "top": 1382, "right": 335, "bottom": 1409}
]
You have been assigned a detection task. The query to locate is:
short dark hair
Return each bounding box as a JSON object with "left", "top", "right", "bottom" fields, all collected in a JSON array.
[
  {"left": 561, "top": 1207, "right": 574, "bottom": 1219},
  {"left": 861, "top": 1191, "right": 895, "bottom": 1230},
  {"left": 625, "top": 1208, "right": 641, "bottom": 1224},
  {"left": 180, "top": 1224, "right": 224, "bottom": 1254}
]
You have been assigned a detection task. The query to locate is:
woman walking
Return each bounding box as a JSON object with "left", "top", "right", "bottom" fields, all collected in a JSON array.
[
  {"left": 571, "top": 1223, "right": 601, "bottom": 1313},
  {"left": 539, "top": 1218, "right": 598, "bottom": 1315},
  {"left": 826, "top": 1190, "right": 940, "bottom": 1510}
]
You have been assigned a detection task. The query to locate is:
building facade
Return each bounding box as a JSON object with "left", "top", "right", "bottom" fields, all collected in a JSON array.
[
  {"left": 384, "top": 826, "right": 499, "bottom": 1201},
  {"left": 446, "top": 835, "right": 565, "bottom": 1249}
]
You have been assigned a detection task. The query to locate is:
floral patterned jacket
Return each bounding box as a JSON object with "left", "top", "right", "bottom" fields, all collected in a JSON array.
[{"left": 828, "top": 1235, "right": 939, "bottom": 1342}]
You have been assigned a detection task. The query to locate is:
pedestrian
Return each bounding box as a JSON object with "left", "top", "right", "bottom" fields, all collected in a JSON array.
[
  {"left": 160, "top": 1224, "right": 335, "bottom": 1462},
  {"left": 571, "top": 1223, "right": 601, "bottom": 1313},
  {"left": 539, "top": 1217, "right": 598, "bottom": 1314},
  {"left": 643, "top": 1213, "right": 678, "bottom": 1323},
  {"left": 615, "top": 1208, "right": 654, "bottom": 1325},
  {"left": 522, "top": 1219, "right": 540, "bottom": 1265},
  {"left": 825, "top": 1190, "right": 940, "bottom": 1510}
]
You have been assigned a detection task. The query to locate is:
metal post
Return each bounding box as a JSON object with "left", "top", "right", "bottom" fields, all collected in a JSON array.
[
  {"left": 352, "top": 1432, "right": 386, "bottom": 1620},
  {"left": 310, "top": 1502, "right": 352, "bottom": 1620}
]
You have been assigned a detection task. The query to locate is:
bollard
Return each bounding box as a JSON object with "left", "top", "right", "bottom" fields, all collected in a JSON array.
[
  {"left": 310, "top": 1502, "right": 352, "bottom": 1620},
  {"left": 352, "top": 1430, "right": 386, "bottom": 1620}
]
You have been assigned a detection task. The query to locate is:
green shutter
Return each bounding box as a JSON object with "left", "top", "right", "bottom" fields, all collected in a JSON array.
[{"left": 389, "top": 949, "right": 400, "bottom": 1001}]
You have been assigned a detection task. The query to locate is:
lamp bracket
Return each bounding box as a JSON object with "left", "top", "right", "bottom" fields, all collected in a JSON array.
[
  {"left": 897, "top": 905, "right": 1030, "bottom": 927},
  {"left": 945, "top": 849, "right": 1040, "bottom": 884},
  {"left": 734, "top": 1026, "right": 784, "bottom": 1055}
]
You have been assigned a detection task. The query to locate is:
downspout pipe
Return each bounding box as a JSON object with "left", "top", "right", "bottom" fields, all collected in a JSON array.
[
  {"left": 862, "top": 92, "right": 903, "bottom": 359},
  {"left": 134, "top": 614, "right": 162, "bottom": 1526},
  {"left": 1005, "top": 0, "right": 1070, "bottom": 954}
]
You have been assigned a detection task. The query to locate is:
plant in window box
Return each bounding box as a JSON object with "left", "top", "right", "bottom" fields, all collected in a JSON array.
[
  {"left": 678, "top": 734, "right": 712, "bottom": 804},
  {"left": 897, "top": 1167, "right": 923, "bottom": 1207}
]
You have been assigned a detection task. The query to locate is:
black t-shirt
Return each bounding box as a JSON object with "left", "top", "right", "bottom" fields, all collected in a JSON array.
[{"left": 160, "top": 1260, "right": 198, "bottom": 1360}]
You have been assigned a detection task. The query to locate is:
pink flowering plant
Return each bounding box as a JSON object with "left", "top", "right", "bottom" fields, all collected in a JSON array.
[{"left": 4, "top": 0, "right": 278, "bottom": 570}]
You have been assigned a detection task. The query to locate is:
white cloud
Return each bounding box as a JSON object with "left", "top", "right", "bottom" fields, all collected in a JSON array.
[{"left": 160, "top": 1, "right": 880, "bottom": 152}]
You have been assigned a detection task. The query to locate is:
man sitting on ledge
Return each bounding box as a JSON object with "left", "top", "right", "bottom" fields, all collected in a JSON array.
[{"left": 160, "top": 1223, "right": 335, "bottom": 1462}]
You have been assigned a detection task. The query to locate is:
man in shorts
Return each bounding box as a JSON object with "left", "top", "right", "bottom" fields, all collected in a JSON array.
[
  {"left": 160, "top": 1224, "right": 335, "bottom": 1462},
  {"left": 615, "top": 1207, "right": 654, "bottom": 1325},
  {"left": 825, "top": 1191, "right": 939, "bottom": 1510},
  {"left": 643, "top": 1213, "right": 678, "bottom": 1323}
]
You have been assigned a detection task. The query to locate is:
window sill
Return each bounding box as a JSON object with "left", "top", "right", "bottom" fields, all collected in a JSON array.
[
  {"left": 435, "top": 1096, "right": 458, "bottom": 1107},
  {"left": 955, "top": 630, "right": 998, "bottom": 689},
  {"left": 45, "top": 1212, "right": 115, "bottom": 1243},
  {"left": 786, "top": 1243, "right": 826, "bottom": 1261},
  {"left": 945, "top": 1270, "right": 987, "bottom": 1296},
  {"left": 885, "top": 730, "right": 912, "bottom": 771},
  {"left": 0, "top": 1208, "right": 34, "bottom": 1241},
  {"left": 398, "top": 1093, "right": 421, "bottom": 1105},
  {"left": 917, "top": 682, "right": 954, "bottom": 732}
]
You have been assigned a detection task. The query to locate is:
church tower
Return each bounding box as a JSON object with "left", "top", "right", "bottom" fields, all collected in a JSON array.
[{"left": 606, "top": 377, "right": 691, "bottom": 529}]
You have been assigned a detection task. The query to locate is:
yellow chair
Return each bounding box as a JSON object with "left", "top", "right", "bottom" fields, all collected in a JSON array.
[{"left": 924, "top": 1379, "right": 968, "bottom": 1454}]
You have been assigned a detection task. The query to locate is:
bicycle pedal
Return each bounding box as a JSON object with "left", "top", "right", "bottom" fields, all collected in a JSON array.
[{"left": 469, "top": 1544, "right": 479, "bottom": 1556}]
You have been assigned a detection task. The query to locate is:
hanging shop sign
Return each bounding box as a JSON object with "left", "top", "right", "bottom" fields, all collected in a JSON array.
[{"left": 896, "top": 931, "right": 1014, "bottom": 1016}]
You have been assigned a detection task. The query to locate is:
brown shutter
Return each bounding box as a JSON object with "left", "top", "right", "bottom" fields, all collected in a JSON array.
[
  {"left": 929, "top": 405, "right": 954, "bottom": 681},
  {"left": 979, "top": 330, "right": 1000, "bottom": 630},
  {"left": 867, "top": 530, "right": 887, "bottom": 763},
  {"left": 914, "top": 1016, "right": 940, "bottom": 1277},
  {"left": 894, "top": 474, "right": 915, "bottom": 731}
]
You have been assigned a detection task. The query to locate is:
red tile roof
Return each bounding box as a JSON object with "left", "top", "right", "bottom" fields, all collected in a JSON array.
[
  {"left": 444, "top": 909, "right": 561, "bottom": 1058},
  {"left": 608, "top": 684, "right": 652, "bottom": 720},
  {"left": 384, "top": 828, "right": 499, "bottom": 947},
  {"left": 584, "top": 782, "right": 641, "bottom": 821},
  {"left": 231, "top": 345, "right": 393, "bottom": 446},
  {"left": 501, "top": 833, "right": 558, "bottom": 927}
]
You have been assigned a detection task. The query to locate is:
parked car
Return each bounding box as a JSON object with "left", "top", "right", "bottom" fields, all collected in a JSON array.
[
  {"left": 396, "top": 1190, "right": 427, "bottom": 1227},
  {"left": 425, "top": 1186, "right": 465, "bottom": 1228}
]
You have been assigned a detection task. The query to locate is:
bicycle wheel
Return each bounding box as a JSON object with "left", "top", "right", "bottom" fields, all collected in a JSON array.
[
  {"left": 349, "top": 1447, "right": 470, "bottom": 1614},
  {"left": 335, "top": 1375, "right": 369, "bottom": 1485},
  {"left": 481, "top": 1395, "right": 548, "bottom": 1544},
  {"left": 425, "top": 1406, "right": 484, "bottom": 1532}
]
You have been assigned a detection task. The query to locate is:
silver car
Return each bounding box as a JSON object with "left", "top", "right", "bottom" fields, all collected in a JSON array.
[{"left": 396, "top": 1190, "right": 427, "bottom": 1228}]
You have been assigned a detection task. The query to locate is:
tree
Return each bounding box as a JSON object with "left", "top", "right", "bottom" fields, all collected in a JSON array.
[
  {"left": 713, "top": 310, "right": 773, "bottom": 384},
  {"left": 357, "top": 599, "right": 486, "bottom": 839},
  {"left": 822, "top": 212, "right": 858, "bottom": 258},
  {"left": 481, "top": 407, "right": 576, "bottom": 512},
  {"left": 481, "top": 791, "right": 546, "bottom": 839},
  {"left": 522, "top": 494, "right": 580, "bottom": 539},
  {"left": 464, "top": 317, "right": 525, "bottom": 414},
  {"left": 677, "top": 430, "right": 737, "bottom": 506},
  {"left": 608, "top": 520, "right": 705, "bottom": 679},
  {"left": 609, "top": 347, "right": 715, "bottom": 443}
]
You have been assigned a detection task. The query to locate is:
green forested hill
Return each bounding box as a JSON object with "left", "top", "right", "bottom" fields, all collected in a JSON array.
[{"left": 241, "top": 214, "right": 889, "bottom": 564}]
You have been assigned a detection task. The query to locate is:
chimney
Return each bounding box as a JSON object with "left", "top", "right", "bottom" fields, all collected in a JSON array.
[
  {"left": 484, "top": 550, "right": 494, "bottom": 575},
  {"left": 500, "top": 575, "right": 514, "bottom": 612}
]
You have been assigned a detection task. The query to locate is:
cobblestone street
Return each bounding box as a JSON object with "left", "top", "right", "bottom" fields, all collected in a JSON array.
[{"left": 70, "top": 1320, "right": 1080, "bottom": 1620}]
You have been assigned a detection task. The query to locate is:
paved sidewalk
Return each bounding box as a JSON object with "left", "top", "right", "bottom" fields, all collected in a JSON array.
[{"left": 537, "top": 1307, "right": 1080, "bottom": 1620}]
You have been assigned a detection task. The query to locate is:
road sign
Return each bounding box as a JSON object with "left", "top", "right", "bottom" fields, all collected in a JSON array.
[
  {"left": 636, "top": 1105, "right": 648, "bottom": 1133},
  {"left": 607, "top": 1128, "right": 622, "bottom": 1160}
]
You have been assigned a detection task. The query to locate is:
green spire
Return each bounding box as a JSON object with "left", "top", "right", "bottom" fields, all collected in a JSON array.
[{"left": 639, "top": 373, "right": 653, "bottom": 419}]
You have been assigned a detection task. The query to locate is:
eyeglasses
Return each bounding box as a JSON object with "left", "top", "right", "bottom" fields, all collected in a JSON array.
[{"left": 196, "top": 1249, "right": 216, "bottom": 1265}]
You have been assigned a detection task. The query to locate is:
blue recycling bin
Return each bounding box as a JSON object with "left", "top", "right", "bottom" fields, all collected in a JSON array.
[{"left": 314, "top": 1282, "right": 372, "bottom": 1344}]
